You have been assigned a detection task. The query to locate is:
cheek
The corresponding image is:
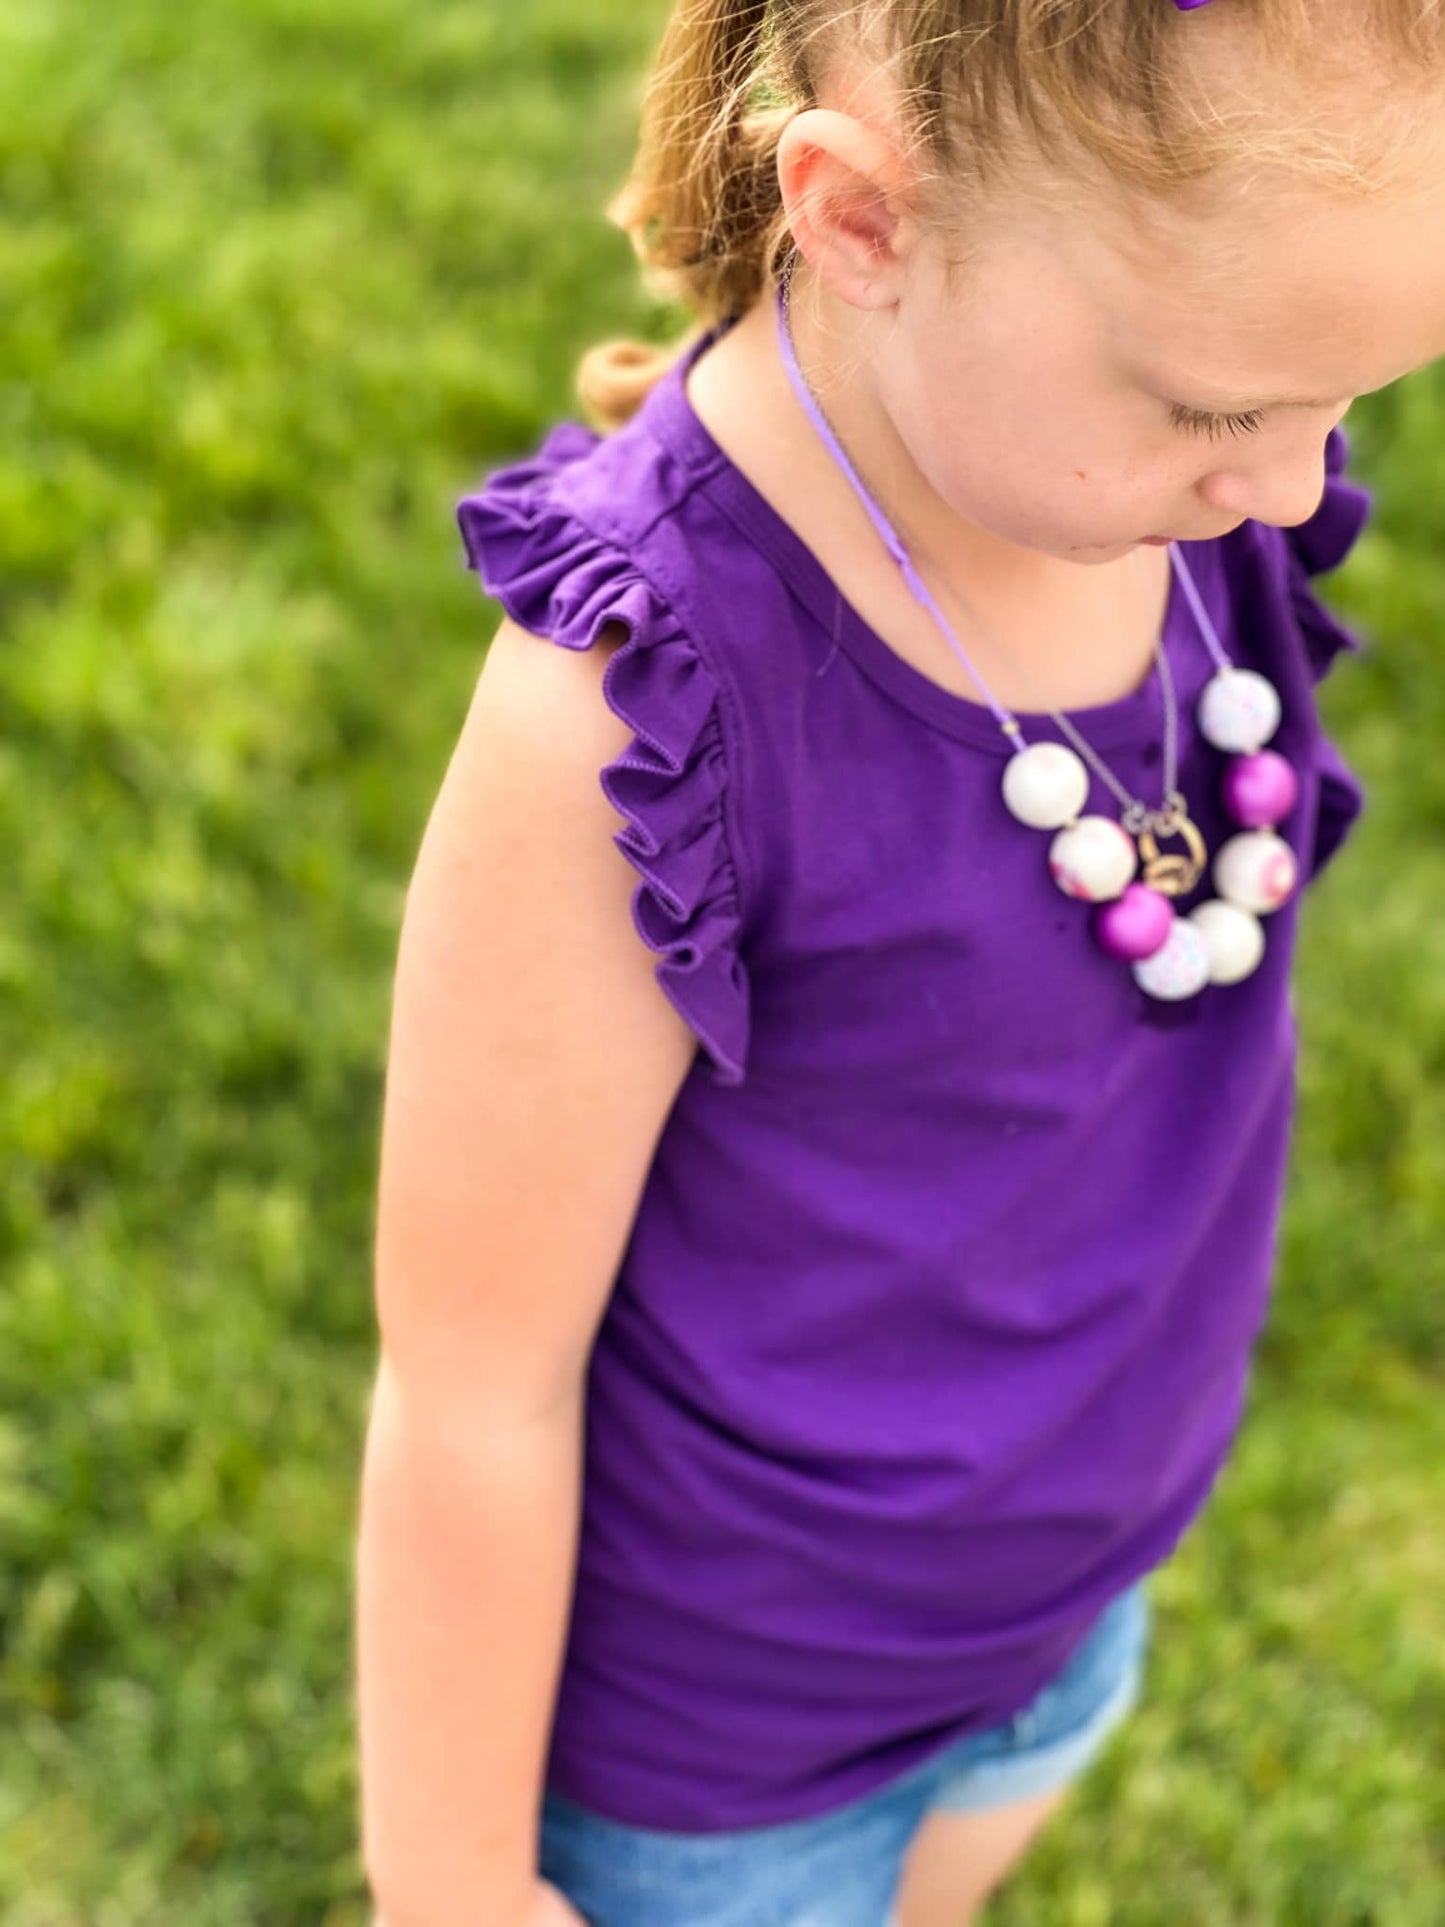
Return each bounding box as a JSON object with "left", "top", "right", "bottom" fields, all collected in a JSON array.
[
  {"left": 931, "top": 423, "right": 1096, "bottom": 525},
  {"left": 893, "top": 380, "right": 1041, "bottom": 501},
  {"left": 886, "top": 348, "right": 1163, "bottom": 538}
]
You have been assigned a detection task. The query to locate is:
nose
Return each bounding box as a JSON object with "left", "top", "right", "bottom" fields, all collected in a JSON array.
[{"left": 1201, "top": 443, "right": 1333, "bottom": 535}]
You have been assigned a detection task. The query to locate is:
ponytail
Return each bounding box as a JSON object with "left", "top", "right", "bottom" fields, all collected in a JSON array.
[{"left": 576, "top": 0, "right": 802, "bottom": 433}]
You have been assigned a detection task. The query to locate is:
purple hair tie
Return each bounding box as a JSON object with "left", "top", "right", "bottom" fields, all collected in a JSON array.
[{"left": 1173, "top": 0, "right": 1214, "bottom": 9}]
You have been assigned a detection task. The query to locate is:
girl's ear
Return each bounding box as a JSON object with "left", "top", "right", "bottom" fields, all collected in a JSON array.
[{"left": 777, "top": 107, "right": 918, "bottom": 311}]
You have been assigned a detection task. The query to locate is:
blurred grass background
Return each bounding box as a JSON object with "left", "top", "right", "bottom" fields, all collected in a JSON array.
[{"left": 1, "top": 0, "right": 1441, "bottom": 1921}]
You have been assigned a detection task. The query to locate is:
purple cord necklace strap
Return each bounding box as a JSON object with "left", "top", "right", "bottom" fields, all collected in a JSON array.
[
  {"left": 767, "top": 256, "right": 1306, "bottom": 1005},
  {"left": 774, "top": 266, "right": 1013, "bottom": 735},
  {"left": 773, "top": 261, "right": 1233, "bottom": 802}
]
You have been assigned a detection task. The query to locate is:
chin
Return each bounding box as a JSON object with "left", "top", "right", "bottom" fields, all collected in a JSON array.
[{"left": 1061, "top": 540, "right": 1137, "bottom": 561}]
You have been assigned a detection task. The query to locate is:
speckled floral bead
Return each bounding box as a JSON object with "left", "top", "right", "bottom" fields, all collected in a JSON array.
[
  {"left": 1197, "top": 669, "right": 1282, "bottom": 755},
  {"left": 1131, "top": 917, "right": 1212, "bottom": 1000}
]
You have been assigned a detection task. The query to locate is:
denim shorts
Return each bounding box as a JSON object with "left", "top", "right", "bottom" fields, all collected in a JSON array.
[{"left": 538, "top": 1578, "right": 1151, "bottom": 1927}]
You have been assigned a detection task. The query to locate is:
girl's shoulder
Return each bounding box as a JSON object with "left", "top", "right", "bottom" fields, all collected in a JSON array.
[
  {"left": 454, "top": 333, "right": 739, "bottom": 624},
  {"left": 455, "top": 370, "right": 758, "bottom": 1091},
  {"left": 454, "top": 338, "right": 782, "bottom": 715}
]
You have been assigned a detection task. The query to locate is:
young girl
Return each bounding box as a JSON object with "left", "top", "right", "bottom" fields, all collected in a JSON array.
[{"left": 357, "top": 3, "right": 1442, "bottom": 1922}]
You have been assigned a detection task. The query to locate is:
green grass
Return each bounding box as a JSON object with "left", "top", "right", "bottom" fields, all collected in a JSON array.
[{"left": 1, "top": 2, "right": 1440, "bottom": 1921}]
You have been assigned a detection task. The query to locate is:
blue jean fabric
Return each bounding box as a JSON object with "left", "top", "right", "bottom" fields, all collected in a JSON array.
[{"left": 538, "top": 1579, "right": 1151, "bottom": 1927}]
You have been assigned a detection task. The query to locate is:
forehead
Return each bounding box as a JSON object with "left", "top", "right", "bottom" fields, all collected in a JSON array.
[
  {"left": 915, "top": 13, "right": 1445, "bottom": 407},
  {"left": 1050, "top": 164, "right": 1445, "bottom": 407}
]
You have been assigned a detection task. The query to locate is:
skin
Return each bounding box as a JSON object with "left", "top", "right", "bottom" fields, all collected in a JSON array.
[
  {"left": 684, "top": 34, "right": 1445, "bottom": 716},
  {"left": 681, "top": 36, "right": 1445, "bottom": 1911}
]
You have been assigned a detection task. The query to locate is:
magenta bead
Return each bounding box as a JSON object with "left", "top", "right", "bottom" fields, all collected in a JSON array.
[
  {"left": 1093, "top": 884, "right": 1175, "bottom": 962},
  {"left": 1222, "top": 750, "right": 1299, "bottom": 829}
]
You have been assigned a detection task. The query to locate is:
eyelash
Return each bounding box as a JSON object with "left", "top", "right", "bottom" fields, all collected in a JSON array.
[{"left": 1168, "top": 402, "right": 1268, "bottom": 441}]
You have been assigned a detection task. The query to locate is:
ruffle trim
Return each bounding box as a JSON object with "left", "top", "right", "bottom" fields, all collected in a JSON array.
[
  {"left": 456, "top": 426, "right": 751, "bottom": 1087},
  {"left": 1282, "top": 423, "right": 1374, "bottom": 882},
  {"left": 1310, "top": 732, "right": 1364, "bottom": 883},
  {"left": 1283, "top": 421, "right": 1374, "bottom": 685}
]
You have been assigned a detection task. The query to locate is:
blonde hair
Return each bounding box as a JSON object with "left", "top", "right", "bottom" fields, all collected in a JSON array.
[{"left": 574, "top": 0, "right": 1445, "bottom": 433}]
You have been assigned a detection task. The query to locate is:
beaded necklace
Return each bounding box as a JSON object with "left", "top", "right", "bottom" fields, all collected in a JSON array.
[{"left": 774, "top": 265, "right": 1300, "bottom": 1001}]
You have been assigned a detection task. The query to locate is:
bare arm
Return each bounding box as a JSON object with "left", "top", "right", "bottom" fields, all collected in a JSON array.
[{"left": 357, "top": 617, "right": 699, "bottom": 1927}]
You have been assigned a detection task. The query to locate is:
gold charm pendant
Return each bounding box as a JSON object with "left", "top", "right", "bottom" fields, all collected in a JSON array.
[{"left": 1137, "top": 795, "right": 1208, "bottom": 897}]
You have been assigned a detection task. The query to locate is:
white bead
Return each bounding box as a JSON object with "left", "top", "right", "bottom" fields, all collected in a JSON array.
[
  {"left": 1189, "top": 899, "right": 1266, "bottom": 984},
  {"left": 1049, "top": 816, "right": 1137, "bottom": 902},
  {"left": 1213, "top": 830, "right": 1298, "bottom": 916},
  {"left": 1197, "top": 669, "right": 1282, "bottom": 754},
  {"left": 1001, "top": 743, "right": 1090, "bottom": 830},
  {"left": 1131, "top": 918, "right": 1211, "bottom": 1001}
]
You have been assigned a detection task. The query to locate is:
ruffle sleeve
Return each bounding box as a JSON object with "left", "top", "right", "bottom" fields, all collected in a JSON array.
[
  {"left": 1281, "top": 422, "right": 1375, "bottom": 882},
  {"left": 1283, "top": 422, "right": 1375, "bottom": 686},
  {"left": 455, "top": 425, "right": 752, "bottom": 1087}
]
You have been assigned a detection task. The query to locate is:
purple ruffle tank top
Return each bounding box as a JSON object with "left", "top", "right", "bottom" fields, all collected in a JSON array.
[{"left": 455, "top": 310, "right": 1374, "bottom": 1831}]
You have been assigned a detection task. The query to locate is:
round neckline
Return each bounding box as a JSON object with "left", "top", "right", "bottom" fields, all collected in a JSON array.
[{"left": 644, "top": 315, "right": 1206, "bottom": 754}]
